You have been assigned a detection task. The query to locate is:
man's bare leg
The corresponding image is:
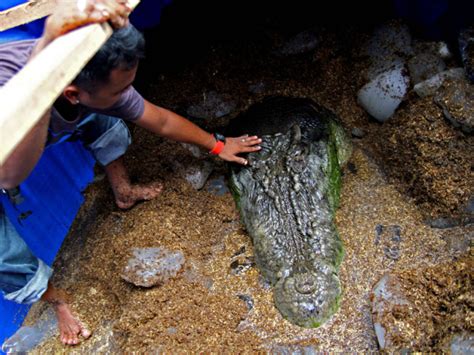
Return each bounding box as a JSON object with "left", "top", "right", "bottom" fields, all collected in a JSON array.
[
  {"left": 41, "top": 283, "right": 91, "bottom": 345},
  {"left": 104, "top": 157, "right": 163, "bottom": 209}
]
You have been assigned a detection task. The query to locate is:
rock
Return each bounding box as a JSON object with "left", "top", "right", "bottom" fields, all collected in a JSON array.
[
  {"left": 434, "top": 78, "right": 474, "bottom": 133},
  {"left": 121, "top": 247, "right": 185, "bottom": 287},
  {"left": 2, "top": 308, "right": 57, "bottom": 353},
  {"left": 448, "top": 333, "right": 474, "bottom": 354},
  {"left": 413, "top": 68, "right": 466, "bottom": 97},
  {"left": 184, "top": 161, "right": 214, "bottom": 190},
  {"left": 180, "top": 142, "right": 203, "bottom": 159},
  {"left": 438, "top": 42, "right": 452, "bottom": 59},
  {"left": 438, "top": 224, "right": 474, "bottom": 256},
  {"left": 362, "top": 21, "right": 413, "bottom": 58},
  {"left": 374, "top": 224, "right": 402, "bottom": 261},
  {"left": 183, "top": 261, "right": 214, "bottom": 290},
  {"left": 237, "top": 294, "right": 254, "bottom": 311},
  {"left": 85, "top": 322, "right": 119, "bottom": 353},
  {"left": 366, "top": 55, "right": 405, "bottom": 82},
  {"left": 270, "top": 345, "right": 317, "bottom": 354},
  {"left": 412, "top": 40, "right": 452, "bottom": 60},
  {"left": 173, "top": 159, "right": 214, "bottom": 190},
  {"left": 358, "top": 66, "right": 410, "bottom": 122},
  {"left": 276, "top": 29, "right": 320, "bottom": 56},
  {"left": 248, "top": 81, "right": 266, "bottom": 94},
  {"left": 465, "top": 197, "right": 474, "bottom": 214},
  {"left": 426, "top": 217, "right": 459, "bottom": 229},
  {"left": 408, "top": 53, "right": 446, "bottom": 85},
  {"left": 206, "top": 175, "right": 229, "bottom": 195},
  {"left": 371, "top": 274, "right": 412, "bottom": 351},
  {"left": 459, "top": 26, "right": 474, "bottom": 83},
  {"left": 351, "top": 127, "right": 366, "bottom": 138},
  {"left": 187, "top": 91, "right": 237, "bottom": 120}
]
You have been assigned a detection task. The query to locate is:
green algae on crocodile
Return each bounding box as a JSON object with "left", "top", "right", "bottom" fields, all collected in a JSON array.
[{"left": 228, "top": 97, "right": 351, "bottom": 328}]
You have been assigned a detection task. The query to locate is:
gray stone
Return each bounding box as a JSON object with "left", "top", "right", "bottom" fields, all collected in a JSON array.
[
  {"left": 459, "top": 26, "right": 474, "bottom": 83},
  {"left": 362, "top": 21, "right": 413, "bottom": 58},
  {"left": 413, "top": 68, "right": 466, "bottom": 97},
  {"left": 450, "top": 333, "right": 474, "bottom": 355},
  {"left": 121, "top": 247, "right": 185, "bottom": 287},
  {"left": 408, "top": 53, "right": 446, "bottom": 85},
  {"left": 248, "top": 82, "right": 266, "bottom": 94},
  {"left": 237, "top": 294, "right": 254, "bottom": 311},
  {"left": 371, "top": 274, "right": 411, "bottom": 350},
  {"left": 187, "top": 91, "right": 237, "bottom": 120},
  {"left": 86, "top": 322, "right": 119, "bottom": 353},
  {"left": 173, "top": 159, "right": 214, "bottom": 190},
  {"left": 180, "top": 142, "right": 203, "bottom": 159},
  {"left": 206, "top": 175, "right": 229, "bottom": 195},
  {"left": 427, "top": 217, "right": 459, "bottom": 229},
  {"left": 374, "top": 224, "right": 402, "bottom": 261},
  {"left": 351, "top": 127, "right": 366, "bottom": 138},
  {"left": 277, "top": 29, "right": 320, "bottom": 56},
  {"left": 2, "top": 308, "right": 57, "bottom": 353},
  {"left": 435, "top": 78, "right": 474, "bottom": 133},
  {"left": 184, "top": 160, "right": 214, "bottom": 190}
]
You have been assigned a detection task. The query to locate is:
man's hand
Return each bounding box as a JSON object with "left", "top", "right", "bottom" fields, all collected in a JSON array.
[
  {"left": 218, "top": 135, "right": 262, "bottom": 165},
  {"left": 43, "top": 0, "right": 132, "bottom": 43}
]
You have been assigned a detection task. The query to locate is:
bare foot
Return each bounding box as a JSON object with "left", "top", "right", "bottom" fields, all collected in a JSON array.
[
  {"left": 41, "top": 283, "right": 91, "bottom": 345},
  {"left": 55, "top": 303, "right": 91, "bottom": 345},
  {"left": 115, "top": 181, "right": 163, "bottom": 209}
]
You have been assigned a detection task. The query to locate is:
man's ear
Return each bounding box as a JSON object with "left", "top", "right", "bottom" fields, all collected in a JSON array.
[{"left": 63, "top": 85, "right": 81, "bottom": 105}]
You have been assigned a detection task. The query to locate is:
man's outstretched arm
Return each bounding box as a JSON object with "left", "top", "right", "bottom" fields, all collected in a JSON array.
[{"left": 135, "top": 99, "right": 262, "bottom": 165}]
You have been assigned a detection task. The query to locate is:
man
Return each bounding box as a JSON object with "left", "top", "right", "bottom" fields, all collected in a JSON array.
[{"left": 0, "top": 0, "right": 261, "bottom": 346}]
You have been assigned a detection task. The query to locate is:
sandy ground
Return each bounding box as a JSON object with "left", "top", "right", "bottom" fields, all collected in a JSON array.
[{"left": 24, "top": 7, "right": 472, "bottom": 353}]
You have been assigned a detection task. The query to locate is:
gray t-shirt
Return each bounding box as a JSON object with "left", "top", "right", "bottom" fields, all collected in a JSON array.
[{"left": 0, "top": 39, "right": 145, "bottom": 145}]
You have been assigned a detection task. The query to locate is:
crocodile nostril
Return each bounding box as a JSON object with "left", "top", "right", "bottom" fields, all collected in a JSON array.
[{"left": 294, "top": 273, "right": 317, "bottom": 294}]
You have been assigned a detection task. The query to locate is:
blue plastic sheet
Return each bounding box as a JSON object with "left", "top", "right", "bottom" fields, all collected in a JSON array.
[
  {"left": 0, "top": 142, "right": 95, "bottom": 349},
  {"left": 0, "top": 0, "right": 169, "bottom": 350}
]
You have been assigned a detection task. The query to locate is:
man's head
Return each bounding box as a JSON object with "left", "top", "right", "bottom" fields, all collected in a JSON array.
[{"left": 63, "top": 24, "right": 145, "bottom": 109}]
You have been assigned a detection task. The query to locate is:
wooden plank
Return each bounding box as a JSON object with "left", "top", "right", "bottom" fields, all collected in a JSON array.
[
  {"left": 0, "top": 0, "right": 140, "bottom": 165},
  {"left": 0, "top": 0, "right": 56, "bottom": 32}
]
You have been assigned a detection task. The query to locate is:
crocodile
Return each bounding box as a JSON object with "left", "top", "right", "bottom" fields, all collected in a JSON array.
[{"left": 227, "top": 96, "right": 351, "bottom": 327}]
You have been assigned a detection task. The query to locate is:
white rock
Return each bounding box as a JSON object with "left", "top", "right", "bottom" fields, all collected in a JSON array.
[
  {"left": 414, "top": 68, "right": 466, "bottom": 97},
  {"left": 121, "top": 247, "right": 185, "bottom": 287},
  {"left": 438, "top": 42, "right": 452, "bottom": 59},
  {"left": 367, "top": 55, "right": 405, "bottom": 81},
  {"left": 358, "top": 67, "right": 409, "bottom": 122}
]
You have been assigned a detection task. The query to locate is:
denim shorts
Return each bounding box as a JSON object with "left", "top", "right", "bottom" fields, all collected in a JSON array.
[{"left": 0, "top": 114, "right": 131, "bottom": 304}]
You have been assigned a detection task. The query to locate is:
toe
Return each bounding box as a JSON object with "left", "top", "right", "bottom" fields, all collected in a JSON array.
[{"left": 81, "top": 326, "right": 91, "bottom": 339}]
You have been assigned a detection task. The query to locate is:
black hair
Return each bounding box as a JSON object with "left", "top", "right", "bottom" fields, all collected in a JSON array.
[{"left": 73, "top": 24, "right": 145, "bottom": 91}]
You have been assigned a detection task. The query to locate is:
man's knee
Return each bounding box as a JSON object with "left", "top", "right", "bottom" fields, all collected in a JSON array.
[
  {"left": 77, "top": 115, "right": 132, "bottom": 166},
  {"left": 0, "top": 212, "right": 52, "bottom": 304}
]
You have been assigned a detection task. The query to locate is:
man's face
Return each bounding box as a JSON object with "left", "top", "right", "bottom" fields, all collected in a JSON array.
[{"left": 77, "top": 64, "right": 138, "bottom": 109}]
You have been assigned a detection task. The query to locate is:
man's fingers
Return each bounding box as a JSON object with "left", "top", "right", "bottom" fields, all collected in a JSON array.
[{"left": 234, "top": 157, "right": 248, "bottom": 166}]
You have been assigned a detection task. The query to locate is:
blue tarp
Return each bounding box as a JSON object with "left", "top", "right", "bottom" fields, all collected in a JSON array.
[{"left": 0, "top": 0, "right": 169, "bottom": 349}]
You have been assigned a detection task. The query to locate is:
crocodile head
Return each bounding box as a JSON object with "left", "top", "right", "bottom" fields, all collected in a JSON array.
[{"left": 274, "top": 262, "right": 341, "bottom": 328}]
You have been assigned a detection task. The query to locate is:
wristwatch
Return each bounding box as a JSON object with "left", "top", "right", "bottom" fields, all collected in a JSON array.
[
  {"left": 213, "top": 132, "right": 226, "bottom": 143},
  {"left": 209, "top": 132, "right": 226, "bottom": 155}
]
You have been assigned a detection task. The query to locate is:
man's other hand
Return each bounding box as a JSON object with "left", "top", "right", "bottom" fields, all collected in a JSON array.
[{"left": 44, "top": 0, "right": 132, "bottom": 42}]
